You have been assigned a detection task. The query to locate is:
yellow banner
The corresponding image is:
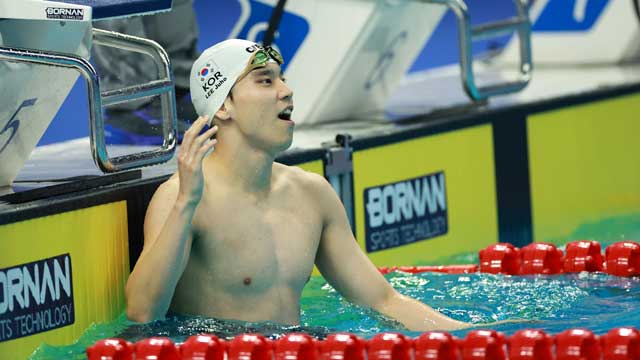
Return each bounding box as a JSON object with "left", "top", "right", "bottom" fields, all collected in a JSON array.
[
  {"left": 0, "top": 202, "right": 129, "bottom": 360},
  {"left": 528, "top": 93, "right": 640, "bottom": 242},
  {"left": 353, "top": 124, "right": 498, "bottom": 266}
]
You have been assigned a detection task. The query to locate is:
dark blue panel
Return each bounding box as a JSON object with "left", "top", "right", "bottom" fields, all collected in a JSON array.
[
  {"left": 363, "top": 172, "right": 449, "bottom": 253},
  {"left": 56, "top": 0, "right": 173, "bottom": 19},
  {"left": 493, "top": 116, "right": 533, "bottom": 247},
  {"left": 39, "top": 78, "right": 89, "bottom": 146},
  {"left": 532, "top": 0, "right": 610, "bottom": 32},
  {"left": 192, "top": 0, "right": 240, "bottom": 51}
]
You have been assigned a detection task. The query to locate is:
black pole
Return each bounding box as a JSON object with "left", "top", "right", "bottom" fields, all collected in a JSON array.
[{"left": 263, "top": 0, "right": 288, "bottom": 47}]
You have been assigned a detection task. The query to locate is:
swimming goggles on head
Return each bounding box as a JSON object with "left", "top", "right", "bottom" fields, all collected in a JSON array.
[{"left": 237, "top": 46, "right": 284, "bottom": 81}]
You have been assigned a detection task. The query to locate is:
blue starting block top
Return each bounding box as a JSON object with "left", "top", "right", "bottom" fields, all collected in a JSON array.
[{"left": 56, "top": 0, "right": 172, "bottom": 20}]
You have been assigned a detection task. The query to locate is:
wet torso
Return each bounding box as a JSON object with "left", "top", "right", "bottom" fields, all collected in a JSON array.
[{"left": 170, "top": 164, "right": 323, "bottom": 324}]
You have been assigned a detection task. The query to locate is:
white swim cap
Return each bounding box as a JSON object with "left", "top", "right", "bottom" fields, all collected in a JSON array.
[{"left": 190, "top": 39, "right": 271, "bottom": 125}]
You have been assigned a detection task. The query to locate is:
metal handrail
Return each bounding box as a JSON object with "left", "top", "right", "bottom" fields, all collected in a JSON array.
[
  {"left": 0, "top": 29, "right": 176, "bottom": 173},
  {"left": 92, "top": 28, "right": 177, "bottom": 170},
  {"left": 423, "top": 0, "right": 532, "bottom": 101},
  {"left": 0, "top": 46, "right": 109, "bottom": 170}
]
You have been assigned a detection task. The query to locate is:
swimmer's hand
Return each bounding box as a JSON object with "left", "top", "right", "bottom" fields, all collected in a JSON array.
[{"left": 177, "top": 115, "right": 218, "bottom": 206}]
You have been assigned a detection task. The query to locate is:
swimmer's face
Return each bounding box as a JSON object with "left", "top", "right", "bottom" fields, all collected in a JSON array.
[{"left": 224, "top": 62, "right": 294, "bottom": 155}]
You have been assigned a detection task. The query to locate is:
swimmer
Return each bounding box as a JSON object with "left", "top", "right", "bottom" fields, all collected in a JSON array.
[{"left": 125, "top": 39, "right": 470, "bottom": 331}]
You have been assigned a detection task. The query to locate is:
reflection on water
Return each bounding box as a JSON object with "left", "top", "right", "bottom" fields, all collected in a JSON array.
[
  {"left": 303, "top": 271, "right": 640, "bottom": 338},
  {"left": 118, "top": 315, "right": 332, "bottom": 342}
]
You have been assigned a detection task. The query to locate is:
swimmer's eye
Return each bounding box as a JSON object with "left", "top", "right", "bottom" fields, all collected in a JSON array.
[
  {"left": 281, "top": 77, "right": 287, "bottom": 83},
  {"left": 259, "top": 78, "right": 273, "bottom": 85}
]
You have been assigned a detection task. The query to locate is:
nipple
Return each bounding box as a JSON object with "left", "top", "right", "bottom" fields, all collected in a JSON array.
[{"left": 243, "top": 277, "right": 252, "bottom": 286}]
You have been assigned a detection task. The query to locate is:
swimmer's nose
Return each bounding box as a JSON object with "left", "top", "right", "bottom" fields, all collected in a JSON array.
[{"left": 280, "top": 81, "right": 293, "bottom": 103}]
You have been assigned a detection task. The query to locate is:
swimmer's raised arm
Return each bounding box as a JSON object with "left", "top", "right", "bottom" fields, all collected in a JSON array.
[
  {"left": 125, "top": 116, "right": 217, "bottom": 322},
  {"left": 311, "top": 174, "right": 470, "bottom": 332}
]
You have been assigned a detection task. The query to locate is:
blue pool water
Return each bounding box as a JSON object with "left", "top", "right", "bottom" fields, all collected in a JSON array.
[
  {"left": 30, "top": 268, "right": 640, "bottom": 359},
  {"left": 30, "top": 216, "right": 640, "bottom": 359}
]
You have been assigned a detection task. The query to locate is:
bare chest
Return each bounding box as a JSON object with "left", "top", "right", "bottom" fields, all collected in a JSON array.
[{"left": 188, "top": 191, "right": 322, "bottom": 294}]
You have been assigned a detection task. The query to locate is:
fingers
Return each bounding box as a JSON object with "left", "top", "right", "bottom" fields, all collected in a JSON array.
[
  {"left": 180, "top": 115, "right": 210, "bottom": 155},
  {"left": 190, "top": 124, "right": 218, "bottom": 159},
  {"left": 196, "top": 137, "right": 217, "bottom": 160}
]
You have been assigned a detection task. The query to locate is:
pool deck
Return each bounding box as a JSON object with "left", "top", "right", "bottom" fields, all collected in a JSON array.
[{"left": 2, "top": 62, "right": 640, "bottom": 199}]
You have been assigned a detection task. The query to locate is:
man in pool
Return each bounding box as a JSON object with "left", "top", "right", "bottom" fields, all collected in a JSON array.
[{"left": 125, "top": 39, "right": 470, "bottom": 331}]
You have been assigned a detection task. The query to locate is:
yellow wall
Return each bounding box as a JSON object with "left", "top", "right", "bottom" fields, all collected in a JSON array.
[
  {"left": 528, "top": 94, "right": 640, "bottom": 242},
  {"left": 353, "top": 124, "right": 499, "bottom": 265},
  {"left": 0, "top": 202, "right": 129, "bottom": 360}
]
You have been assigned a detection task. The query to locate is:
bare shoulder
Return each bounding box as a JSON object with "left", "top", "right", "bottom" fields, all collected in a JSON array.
[
  {"left": 273, "top": 163, "right": 338, "bottom": 213},
  {"left": 273, "top": 164, "right": 344, "bottom": 226},
  {"left": 273, "top": 163, "right": 331, "bottom": 194}
]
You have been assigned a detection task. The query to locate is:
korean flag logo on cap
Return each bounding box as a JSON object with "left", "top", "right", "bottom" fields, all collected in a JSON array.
[{"left": 198, "top": 63, "right": 215, "bottom": 82}]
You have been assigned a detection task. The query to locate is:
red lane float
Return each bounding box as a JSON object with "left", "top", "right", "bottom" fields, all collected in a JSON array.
[
  {"left": 379, "top": 241, "right": 640, "bottom": 277},
  {"left": 601, "top": 327, "right": 640, "bottom": 360},
  {"left": 563, "top": 241, "right": 604, "bottom": 273},
  {"left": 135, "top": 337, "right": 181, "bottom": 360},
  {"left": 555, "top": 329, "right": 600, "bottom": 360},
  {"left": 319, "top": 333, "right": 365, "bottom": 360},
  {"left": 397, "top": 265, "right": 479, "bottom": 274},
  {"left": 461, "top": 330, "right": 507, "bottom": 360},
  {"left": 88, "top": 327, "right": 640, "bottom": 360},
  {"left": 368, "top": 333, "right": 412, "bottom": 360},
  {"left": 414, "top": 332, "right": 460, "bottom": 360},
  {"left": 86, "top": 338, "right": 134, "bottom": 360},
  {"left": 228, "top": 334, "right": 272, "bottom": 360},
  {"left": 180, "top": 334, "right": 225, "bottom": 360},
  {"left": 508, "top": 329, "right": 553, "bottom": 360},
  {"left": 479, "top": 243, "right": 521, "bottom": 275},
  {"left": 275, "top": 333, "right": 317, "bottom": 360},
  {"left": 605, "top": 242, "right": 640, "bottom": 277},
  {"left": 520, "top": 243, "right": 563, "bottom": 275}
]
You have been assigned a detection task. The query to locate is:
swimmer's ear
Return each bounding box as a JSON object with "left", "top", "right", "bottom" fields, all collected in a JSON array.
[{"left": 215, "top": 101, "right": 231, "bottom": 121}]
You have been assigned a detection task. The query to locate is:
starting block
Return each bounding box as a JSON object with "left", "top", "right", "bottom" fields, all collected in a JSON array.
[{"left": 0, "top": 0, "right": 177, "bottom": 187}]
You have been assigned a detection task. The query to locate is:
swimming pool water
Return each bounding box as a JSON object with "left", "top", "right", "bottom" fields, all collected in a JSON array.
[
  {"left": 30, "top": 268, "right": 640, "bottom": 359},
  {"left": 29, "top": 216, "right": 640, "bottom": 359}
]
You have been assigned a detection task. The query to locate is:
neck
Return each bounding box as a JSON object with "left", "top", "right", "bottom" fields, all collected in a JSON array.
[{"left": 203, "top": 135, "right": 275, "bottom": 195}]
